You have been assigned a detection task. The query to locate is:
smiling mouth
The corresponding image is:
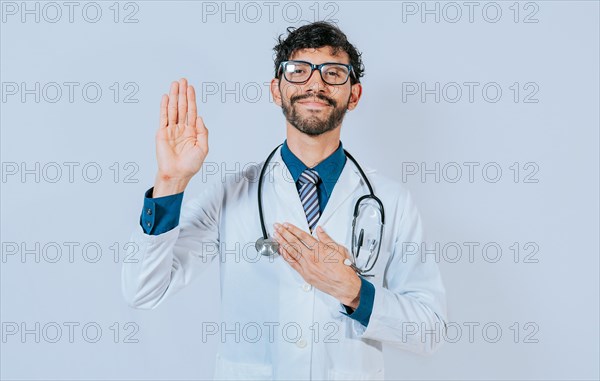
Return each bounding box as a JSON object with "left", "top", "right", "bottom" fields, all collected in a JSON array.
[{"left": 297, "top": 101, "right": 331, "bottom": 108}]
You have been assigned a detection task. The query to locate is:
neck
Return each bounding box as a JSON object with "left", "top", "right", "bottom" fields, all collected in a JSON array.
[{"left": 286, "top": 124, "right": 341, "bottom": 168}]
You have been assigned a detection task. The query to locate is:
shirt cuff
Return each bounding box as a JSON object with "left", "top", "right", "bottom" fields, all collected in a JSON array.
[
  {"left": 140, "top": 187, "right": 184, "bottom": 235},
  {"left": 340, "top": 276, "right": 375, "bottom": 327}
]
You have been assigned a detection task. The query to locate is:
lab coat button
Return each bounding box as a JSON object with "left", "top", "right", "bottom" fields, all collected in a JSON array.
[
  {"left": 296, "top": 338, "right": 307, "bottom": 348},
  {"left": 302, "top": 283, "right": 312, "bottom": 292}
]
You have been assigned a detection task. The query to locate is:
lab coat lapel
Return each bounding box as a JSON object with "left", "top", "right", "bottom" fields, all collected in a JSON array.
[
  {"left": 264, "top": 149, "right": 310, "bottom": 283},
  {"left": 317, "top": 161, "right": 361, "bottom": 228},
  {"left": 268, "top": 148, "right": 310, "bottom": 232},
  {"left": 269, "top": 148, "right": 362, "bottom": 232}
]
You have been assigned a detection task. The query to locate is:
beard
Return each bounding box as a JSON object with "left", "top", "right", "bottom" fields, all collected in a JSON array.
[{"left": 281, "top": 92, "right": 349, "bottom": 136}]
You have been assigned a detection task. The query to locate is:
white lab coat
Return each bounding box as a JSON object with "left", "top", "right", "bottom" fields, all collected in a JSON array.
[{"left": 122, "top": 146, "right": 447, "bottom": 380}]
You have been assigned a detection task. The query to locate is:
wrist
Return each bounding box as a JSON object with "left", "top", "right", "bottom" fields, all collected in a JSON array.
[
  {"left": 340, "top": 275, "right": 362, "bottom": 309},
  {"left": 153, "top": 174, "right": 190, "bottom": 197}
]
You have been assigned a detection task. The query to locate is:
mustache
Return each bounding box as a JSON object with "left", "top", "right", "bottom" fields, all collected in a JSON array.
[{"left": 290, "top": 93, "right": 336, "bottom": 107}]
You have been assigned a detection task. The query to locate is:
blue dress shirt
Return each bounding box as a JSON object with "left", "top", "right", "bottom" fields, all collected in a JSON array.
[{"left": 139, "top": 140, "right": 375, "bottom": 326}]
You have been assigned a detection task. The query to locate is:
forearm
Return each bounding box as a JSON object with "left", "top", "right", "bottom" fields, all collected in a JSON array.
[
  {"left": 123, "top": 182, "right": 223, "bottom": 309},
  {"left": 122, "top": 226, "right": 181, "bottom": 309}
]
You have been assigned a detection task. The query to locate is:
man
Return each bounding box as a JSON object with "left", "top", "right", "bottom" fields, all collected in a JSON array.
[{"left": 122, "top": 21, "right": 447, "bottom": 380}]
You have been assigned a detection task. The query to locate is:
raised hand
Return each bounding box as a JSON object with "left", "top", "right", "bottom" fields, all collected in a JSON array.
[{"left": 153, "top": 78, "right": 209, "bottom": 197}]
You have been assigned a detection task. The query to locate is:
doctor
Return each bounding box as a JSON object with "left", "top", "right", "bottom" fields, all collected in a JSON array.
[{"left": 122, "top": 21, "right": 447, "bottom": 380}]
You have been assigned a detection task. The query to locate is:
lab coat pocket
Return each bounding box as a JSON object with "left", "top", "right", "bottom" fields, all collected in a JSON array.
[
  {"left": 214, "top": 353, "right": 273, "bottom": 380},
  {"left": 327, "top": 368, "right": 384, "bottom": 380}
]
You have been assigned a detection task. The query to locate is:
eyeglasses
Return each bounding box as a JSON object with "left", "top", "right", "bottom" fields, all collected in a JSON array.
[{"left": 278, "top": 60, "right": 355, "bottom": 86}]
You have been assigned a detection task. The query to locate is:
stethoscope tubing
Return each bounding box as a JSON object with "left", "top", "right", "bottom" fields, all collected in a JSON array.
[{"left": 256, "top": 144, "right": 385, "bottom": 276}]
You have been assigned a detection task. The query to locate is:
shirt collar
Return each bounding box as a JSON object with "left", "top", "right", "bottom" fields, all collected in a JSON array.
[{"left": 280, "top": 139, "right": 347, "bottom": 197}]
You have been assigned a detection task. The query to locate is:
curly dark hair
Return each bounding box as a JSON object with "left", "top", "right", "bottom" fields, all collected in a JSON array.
[{"left": 273, "top": 21, "right": 365, "bottom": 85}]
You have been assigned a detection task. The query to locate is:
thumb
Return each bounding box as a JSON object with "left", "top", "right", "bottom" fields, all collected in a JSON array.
[
  {"left": 196, "top": 116, "right": 209, "bottom": 153},
  {"left": 316, "top": 226, "right": 334, "bottom": 244}
]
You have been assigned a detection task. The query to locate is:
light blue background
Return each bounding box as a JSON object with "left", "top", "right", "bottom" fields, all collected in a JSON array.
[{"left": 1, "top": 1, "right": 598, "bottom": 379}]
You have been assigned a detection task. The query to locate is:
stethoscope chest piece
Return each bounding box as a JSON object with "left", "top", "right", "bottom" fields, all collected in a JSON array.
[{"left": 255, "top": 237, "right": 280, "bottom": 257}]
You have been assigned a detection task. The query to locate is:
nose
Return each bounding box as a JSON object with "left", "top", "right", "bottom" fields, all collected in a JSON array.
[{"left": 304, "top": 68, "right": 328, "bottom": 93}]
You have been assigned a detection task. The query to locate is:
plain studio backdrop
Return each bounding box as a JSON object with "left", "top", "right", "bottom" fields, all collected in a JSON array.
[{"left": 1, "top": 1, "right": 598, "bottom": 380}]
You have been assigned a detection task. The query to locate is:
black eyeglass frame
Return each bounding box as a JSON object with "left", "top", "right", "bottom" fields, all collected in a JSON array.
[{"left": 277, "top": 60, "right": 356, "bottom": 86}]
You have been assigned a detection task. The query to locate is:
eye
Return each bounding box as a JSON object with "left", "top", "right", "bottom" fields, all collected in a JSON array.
[
  {"left": 324, "top": 66, "right": 348, "bottom": 78},
  {"left": 286, "top": 63, "right": 308, "bottom": 74}
]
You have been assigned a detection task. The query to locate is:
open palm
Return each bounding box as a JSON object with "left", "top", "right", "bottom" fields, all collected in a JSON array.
[{"left": 155, "top": 78, "right": 208, "bottom": 188}]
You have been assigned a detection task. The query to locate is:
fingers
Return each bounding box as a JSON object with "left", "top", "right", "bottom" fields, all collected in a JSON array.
[
  {"left": 274, "top": 222, "right": 323, "bottom": 266},
  {"left": 188, "top": 85, "right": 197, "bottom": 128},
  {"left": 159, "top": 94, "right": 168, "bottom": 129},
  {"left": 273, "top": 226, "right": 302, "bottom": 258},
  {"left": 279, "top": 243, "right": 303, "bottom": 274},
  {"left": 281, "top": 222, "right": 318, "bottom": 247},
  {"left": 168, "top": 81, "right": 178, "bottom": 126},
  {"left": 315, "top": 226, "right": 335, "bottom": 244},
  {"left": 178, "top": 78, "right": 188, "bottom": 125}
]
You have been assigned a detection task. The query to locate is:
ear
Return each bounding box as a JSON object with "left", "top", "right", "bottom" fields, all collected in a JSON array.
[
  {"left": 270, "top": 77, "right": 283, "bottom": 107},
  {"left": 347, "top": 82, "right": 363, "bottom": 111}
]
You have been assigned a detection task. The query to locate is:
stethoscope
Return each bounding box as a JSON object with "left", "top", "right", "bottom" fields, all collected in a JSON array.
[{"left": 254, "top": 144, "right": 385, "bottom": 277}]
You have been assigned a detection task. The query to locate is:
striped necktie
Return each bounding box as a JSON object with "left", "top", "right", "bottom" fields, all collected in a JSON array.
[{"left": 297, "top": 169, "right": 321, "bottom": 232}]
